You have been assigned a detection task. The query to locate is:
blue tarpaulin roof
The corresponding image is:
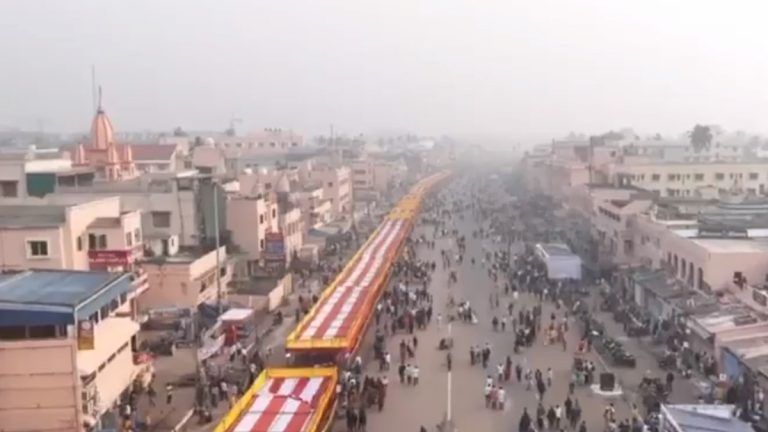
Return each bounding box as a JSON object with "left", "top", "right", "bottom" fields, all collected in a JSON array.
[{"left": 0, "top": 270, "right": 134, "bottom": 325}]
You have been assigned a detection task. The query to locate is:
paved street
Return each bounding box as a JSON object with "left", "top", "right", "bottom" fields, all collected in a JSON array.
[{"left": 354, "top": 179, "right": 701, "bottom": 432}]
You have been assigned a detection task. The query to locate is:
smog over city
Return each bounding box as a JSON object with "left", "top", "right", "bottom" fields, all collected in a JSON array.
[
  {"left": 4, "top": 3, "right": 768, "bottom": 432},
  {"left": 1, "top": 1, "right": 767, "bottom": 144}
]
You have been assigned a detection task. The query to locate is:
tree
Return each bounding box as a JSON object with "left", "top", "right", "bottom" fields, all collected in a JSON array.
[
  {"left": 173, "top": 126, "right": 188, "bottom": 137},
  {"left": 689, "top": 124, "right": 713, "bottom": 152}
]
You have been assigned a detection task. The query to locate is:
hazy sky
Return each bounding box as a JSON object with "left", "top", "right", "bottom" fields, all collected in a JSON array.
[{"left": 1, "top": 1, "right": 768, "bottom": 141}]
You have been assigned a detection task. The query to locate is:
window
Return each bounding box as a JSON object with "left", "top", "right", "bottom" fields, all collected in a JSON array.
[
  {"left": 651, "top": 174, "right": 660, "bottom": 181},
  {"left": 0, "top": 326, "right": 26, "bottom": 340},
  {"left": 27, "top": 240, "right": 49, "bottom": 258},
  {"left": 177, "top": 178, "right": 193, "bottom": 191},
  {"left": 327, "top": 182, "right": 334, "bottom": 187},
  {"left": 152, "top": 211, "right": 171, "bottom": 228},
  {"left": 259, "top": 214, "right": 265, "bottom": 224},
  {"left": 272, "top": 208, "right": 276, "bottom": 218},
  {"left": 28, "top": 325, "right": 56, "bottom": 339},
  {"left": 88, "top": 233, "right": 97, "bottom": 250},
  {"left": 126, "top": 232, "right": 133, "bottom": 247},
  {"left": 0, "top": 181, "right": 18, "bottom": 197},
  {"left": 667, "top": 174, "right": 676, "bottom": 181},
  {"left": 715, "top": 173, "right": 725, "bottom": 181},
  {"left": 260, "top": 238, "right": 265, "bottom": 250},
  {"left": 694, "top": 173, "right": 704, "bottom": 181},
  {"left": 97, "top": 235, "right": 107, "bottom": 250},
  {"left": 77, "top": 235, "right": 83, "bottom": 251},
  {"left": 134, "top": 228, "right": 141, "bottom": 244},
  {"left": 750, "top": 173, "right": 759, "bottom": 180}
]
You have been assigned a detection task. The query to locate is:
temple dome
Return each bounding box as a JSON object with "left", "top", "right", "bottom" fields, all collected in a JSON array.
[
  {"left": 90, "top": 108, "right": 115, "bottom": 150},
  {"left": 276, "top": 173, "right": 291, "bottom": 193}
]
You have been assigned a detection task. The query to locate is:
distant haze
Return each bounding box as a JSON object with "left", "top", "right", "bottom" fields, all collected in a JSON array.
[{"left": 1, "top": 1, "right": 767, "bottom": 140}]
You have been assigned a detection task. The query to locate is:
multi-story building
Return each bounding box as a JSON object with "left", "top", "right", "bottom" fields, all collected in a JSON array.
[
  {"left": 131, "top": 144, "right": 179, "bottom": 174},
  {"left": 139, "top": 246, "right": 232, "bottom": 311},
  {"left": 43, "top": 172, "right": 225, "bottom": 249},
  {"left": 0, "top": 270, "right": 142, "bottom": 431},
  {"left": 214, "top": 129, "right": 303, "bottom": 153},
  {"left": 313, "top": 165, "right": 351, "bottom": 220},
  {"left": 0, "top": 197, "right": 144, "bottom": 274},
  {"left": 226, "top": 194, "right": 279, "bottom": 274},
  {"left": 349, "top": 158, "right": 403, "bottom": 202},
  {"left": 607, "top": 161, "right": 768, "bottom": 198},
  {"left": 0, "top": 157, "right": 95, "bottom": 200}
]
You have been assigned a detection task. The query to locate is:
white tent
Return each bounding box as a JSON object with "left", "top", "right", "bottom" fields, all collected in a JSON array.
[{"left": 535, "top": 243, "right": 582, "bottom": 280}]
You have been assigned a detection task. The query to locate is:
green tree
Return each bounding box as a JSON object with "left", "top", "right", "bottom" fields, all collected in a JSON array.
[{"left": 689, "top": 124, "right": 713, "bottom": 152}]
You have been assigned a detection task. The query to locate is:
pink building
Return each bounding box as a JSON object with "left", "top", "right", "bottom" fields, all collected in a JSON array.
[
  {"left": 0, "top": 270, "right": 142, "bottom": 431},
  {"left": 0, "top": 197, "right": 144, "bottom": 275},
  {"left": 662, "top": 235, "right": 768, "bottom": 293},
  {"left": 139, "top": 246, "right": 232, "bottom": 311}
]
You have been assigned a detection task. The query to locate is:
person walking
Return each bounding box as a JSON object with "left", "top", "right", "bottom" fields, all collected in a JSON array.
[
  {"left": 147, "top": 384, "right": 157, "bottom": 407},
  {"left": 519, "top": 407, "right": 532, "bottom": 432},
  {"left": 546, "top": 406, "right": 556, "bottom": 430},
  {"left": 165, "top": 383, "right": 174, "bottom": 405},
  {"left": 358, "top": 406, "right": 367, "bottom": 432},
  {"left": 536, "top": 403, "right": 546, "bottom": 431}
]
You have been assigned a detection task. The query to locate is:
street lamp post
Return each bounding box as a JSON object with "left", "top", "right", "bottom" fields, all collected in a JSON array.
[{"left": 213, "top": 181, "right": 222, "bottom": 314}]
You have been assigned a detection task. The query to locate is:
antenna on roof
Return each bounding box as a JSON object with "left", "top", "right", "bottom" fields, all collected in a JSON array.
[{"left": 91, "top": 65, "right": 97, "bottom": 115}]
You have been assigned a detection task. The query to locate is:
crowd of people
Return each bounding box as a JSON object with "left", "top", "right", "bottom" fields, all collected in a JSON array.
[{"left": 339, "top": 174, "right": 669, "bottom": 432}]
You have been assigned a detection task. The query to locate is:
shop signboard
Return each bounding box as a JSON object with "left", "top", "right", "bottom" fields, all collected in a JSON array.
[
  {"left": 264, "top": 232, "right": 286, "bottom": 262},
  {"left": 77, "top": 320, "right": 95, "bottom": 350}
]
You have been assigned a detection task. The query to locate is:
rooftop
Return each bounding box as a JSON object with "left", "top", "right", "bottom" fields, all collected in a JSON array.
[
  {"left": 132, "top": 144, "right": 177, "bottom": 161},
  {"left": 536, "top": 243, "right": 575, "bottom": 257},
  {"left": 88, "top": 216, "right": 122, "bottom": 229},
  {"left": 0, "top": 270, "right": 122, "bottom": 307},
  {"left": 663, "top": 404, "right": 752, "bottom": 432},
  {"left": 0, "top": 205, "right": 67, "bottom": 228},
  {"left": 142, "top": 246, "right": 225, "bottom": 264},
  {"left": 689, "top": 238, "right": 768, "bottom": 254}
]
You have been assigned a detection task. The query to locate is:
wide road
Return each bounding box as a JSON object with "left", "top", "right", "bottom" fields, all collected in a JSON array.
[{"left": 354, "top": 177, "right": 699, "bottom": 432}]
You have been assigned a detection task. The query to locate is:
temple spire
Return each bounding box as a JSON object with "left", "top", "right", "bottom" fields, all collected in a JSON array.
[{"left": 97, "top": 86, "right": 103, "bottom": 113}]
